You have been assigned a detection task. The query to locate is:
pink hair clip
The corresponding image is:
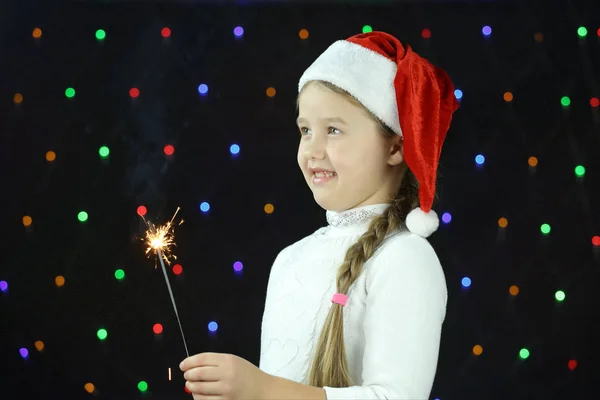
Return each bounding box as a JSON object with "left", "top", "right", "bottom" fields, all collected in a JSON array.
[{"left": 331, "top": 293, "right": 348, "bottom": 306}]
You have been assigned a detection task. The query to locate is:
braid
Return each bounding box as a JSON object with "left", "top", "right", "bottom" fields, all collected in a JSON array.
[{"left": 307, "top": 166, "right": 420, "bottom": 388}]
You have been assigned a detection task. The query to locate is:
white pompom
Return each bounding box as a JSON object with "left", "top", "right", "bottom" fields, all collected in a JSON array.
[{"left": 405, "top": 208, "right": 439, "bottom": 238}]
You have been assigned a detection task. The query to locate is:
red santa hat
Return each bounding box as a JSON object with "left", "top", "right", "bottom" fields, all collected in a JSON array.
[{"left": 298, "top": 31, "right": 459, "bottom": 238}]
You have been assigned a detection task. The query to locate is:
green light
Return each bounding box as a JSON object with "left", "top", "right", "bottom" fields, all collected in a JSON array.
[
  {"left": 574, "top": 165, "right": 586, "bottom": 177},
  {"left": 519, "top": 348, "right": 530, "bottom": 360},
  {"left": 99, "top": 146, "right": 110, "bottom": 158},
  {"left": 65, "top": 88, "right": 76, "bottom": 98},
  {"left": 561, "top": 96, "right": 571, "bottom": 107},
  {"left": 115, "top": 269, "right": 125, "bottom": 280},
  {"left": 78, "top": 211, "right": 88, "bottom": 222},
  {"left": 540, "top": 223, "right": 551, "bottom": 235},
  {"left": 555, "top": 290, "right": 566, "bottom": 302},
  {"left": 96, "top": 29, "right": 106, "bottom": 40},
  {"left": 137, "top": 381, "right": 148, "bottom": 392},
  {"left": 97, "top": 328, "right": 107, "bottom": 340},
  {"left": 577, "top": 27, "right": 588, "bottom": 38},
  {"left": 362, "top": 25, "right": 373, "bottom": 34}
]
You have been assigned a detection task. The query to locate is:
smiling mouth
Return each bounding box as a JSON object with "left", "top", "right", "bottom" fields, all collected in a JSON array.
[{"left": 312, "top": 171, "right": 337, "bottom": 184}]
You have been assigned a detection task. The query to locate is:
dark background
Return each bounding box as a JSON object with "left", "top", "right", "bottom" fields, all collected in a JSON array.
[{"left": 1, "top": 0, "right": 600, "bottom": 399}]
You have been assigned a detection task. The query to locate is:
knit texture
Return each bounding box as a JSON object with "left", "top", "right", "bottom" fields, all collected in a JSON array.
[{"left": 259, "top": 203, "right": 448, "bottom": 399}]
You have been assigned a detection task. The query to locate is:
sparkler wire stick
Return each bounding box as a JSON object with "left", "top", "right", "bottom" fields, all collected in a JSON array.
[{"left": 157, "top": 248, "right": 190, "bottom": 358}]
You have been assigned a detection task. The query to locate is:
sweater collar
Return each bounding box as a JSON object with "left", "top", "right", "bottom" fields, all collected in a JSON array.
[{"left": 326, "top": 203, "right": 390, "bottom": 230}]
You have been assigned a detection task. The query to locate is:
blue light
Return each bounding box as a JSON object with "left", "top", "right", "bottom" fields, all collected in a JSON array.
[
  {"left": 233, "top": 261, "right": 243, "bottom": 272},
  {"left": 461, "top": 277, "right": 472, "bottom": 288},
  {"left": 208, "top": 321, "right": 219, "bottom": 332},
  {"left": 482, "top": 25, "right": 492, "bottom": 36},
  {"left": 454, "top": 89, "right": 463, "bottom": 100},
  {"left": 0, "top": 280, "right": 7, "bottom": 292},
  {"left": 442, "top": 212, "right": 452, "bottom": 224},
  {"left": 230, "top": 144, "right": 240, "bottom": 155},
  {"left": 233, "top": 26, "right": 244, "bottom": 38},
  {"left": 19, "top": 348, "right": 29, "bottom": 359},
  {"left": 197, "top": 84, "right": 209, "bottom": 96},
  {"left": 200, "top": 202, "right": 210, "bottom": 212},
  {"left": 475, "top": 154, "right": 485, "bottom": 165}
]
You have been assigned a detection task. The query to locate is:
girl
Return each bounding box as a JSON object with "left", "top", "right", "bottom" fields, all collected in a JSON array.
[{"left": 180, "top": 31, "right": 459, "bottom": 399}]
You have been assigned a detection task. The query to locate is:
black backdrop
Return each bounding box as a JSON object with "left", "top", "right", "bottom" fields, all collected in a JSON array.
[{"left": 1, "top": 0, "right": 600, "bottom": 399}]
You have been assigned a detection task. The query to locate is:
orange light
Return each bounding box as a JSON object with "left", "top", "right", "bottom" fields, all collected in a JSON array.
[
  {"left": 55, "top": 275, "right": 65, "bottom": 287},
  {"left": 498, "top": 217, "right": 508, "bottom": 228},
  {"left": 472, "top": 344, "right": 483, "bottom": 356},
  {"left": 299, "top": 29, "right": 309, "bottom": 40},
  {"left": 503, "top": 92, "right": 514, "bottom": 102},
  {"left": 528, "top": 156, "right": 538, "bottom": 167},
  {"left": 34, "top": 340, "right": 45, "bottom": 351},
  {"left": 84, "top": 383, "right": 95, "bottom": 394},
  {"left": 509, "top": 285, "right": 519, "bottom": 296},
  {"left": 46, "top": 150, "right": 56, "bottom": 162},
  {"left": 266, "top": 87, "right": 276, "bottom": 98},
  {"left": 23, "top": 215, "right": 32, "bottom": 227},
  {"left": 14, "top": 93, "right": 23, "bottom": 104},
  {"left": 534, "top": 32, "right": 544, "bottom": 42},
  {"left": 32, "top": 28, "right": 43, "bottom": 39},
  {"left": 264, "top": 203, "right": 275, "bottom": 214}
]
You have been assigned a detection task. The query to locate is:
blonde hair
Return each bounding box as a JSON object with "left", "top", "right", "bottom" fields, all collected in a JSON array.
[{"left": 298, "top": 80, "right": 421, "bottom": 387}]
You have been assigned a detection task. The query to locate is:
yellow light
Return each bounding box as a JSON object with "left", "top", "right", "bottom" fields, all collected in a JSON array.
[{"left": 264, "top": 203, "right": 275, "bottom": 214}]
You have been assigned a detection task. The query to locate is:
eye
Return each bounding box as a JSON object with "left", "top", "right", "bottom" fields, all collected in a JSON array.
[
  {"left": 299, "top": 127, "right": 311, "bottom": 136},
  {"left": 328, "top": 127, "right": 342, "bottom": 135}
]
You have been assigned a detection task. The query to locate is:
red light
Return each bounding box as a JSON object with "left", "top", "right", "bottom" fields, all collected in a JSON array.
[
  {"left": 593, "top": 236, "right": 600, "bottom": 247},
  {"left": 161, "top": 27, "right": 171, "bottom": 38},
  {"left": 153, "top": 323, "right": 163, "bottom": 334},
  {"left": 568, "top": 359, "right": 577, "bottom": 371},
  {"left": 164, "top": 144, "right": 175, "bottom": 156},
  {"left": 172, "top": 264, "right": 183, "bottom": 275},
  {"left": 129, "top": 88, "right": 140, "bottom": 98},
  {"left": 137, "top": 205, "right": 147, "bottom": 216},
  {"left": 591, "top": 97, "right": 600, "bottom": 108},
  {"left": 184, "top": 385, "right": 191, "bottom": 394},
  {"left": 421, "top": 28, "right": 432, "bottom": 39},
  {"left": 597, "top": 28, "right": 600, "bottom": 37}
]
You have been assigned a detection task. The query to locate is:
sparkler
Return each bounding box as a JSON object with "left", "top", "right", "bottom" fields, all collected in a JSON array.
[{"left": 141, "top": 207, "right": 189, "bottom": 357}]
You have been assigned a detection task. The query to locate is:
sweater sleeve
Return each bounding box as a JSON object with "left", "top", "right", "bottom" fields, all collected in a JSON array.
[{"left": 323, "top": 233, "right": 448, "bottom": 400}]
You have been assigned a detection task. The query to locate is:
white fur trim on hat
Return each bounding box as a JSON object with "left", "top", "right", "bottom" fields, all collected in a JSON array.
[
  {"left": 405, "top": 207, "right": 439, "bottom": 238},
  {"left": 298, "top": 40, "right": 402, "bottom": 136}
]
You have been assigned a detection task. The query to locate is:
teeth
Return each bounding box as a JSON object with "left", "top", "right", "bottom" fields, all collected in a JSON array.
[{"left": 314, "top": 171, "right": 335, "bottom": 178}]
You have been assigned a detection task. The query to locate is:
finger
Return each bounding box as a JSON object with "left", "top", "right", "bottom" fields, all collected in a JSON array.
[
  {"left": 186, "top": 380, "right": 225, "bottom": 396},
  {"left": 192, "top": 393, "right": 224, "bottom": 400},
  {"left": 181, "top": 353, "right": 222, "bottom": 371},
  {"left": 184, "top": 366, "right": 220, "bottom": 382}
]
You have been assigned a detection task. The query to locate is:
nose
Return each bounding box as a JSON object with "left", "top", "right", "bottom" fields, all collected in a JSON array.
[{"left": 304, "top": 135, "right": 326, "bottom": 160}]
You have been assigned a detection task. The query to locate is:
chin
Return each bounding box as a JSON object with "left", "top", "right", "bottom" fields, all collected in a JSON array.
[{"left": 312, "top": 193, "right": 347, "bottom": 212}]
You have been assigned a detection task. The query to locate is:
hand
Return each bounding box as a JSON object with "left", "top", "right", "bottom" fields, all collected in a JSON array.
[{"left": 180, "top": 352, "right": 271, "bottom": 400}]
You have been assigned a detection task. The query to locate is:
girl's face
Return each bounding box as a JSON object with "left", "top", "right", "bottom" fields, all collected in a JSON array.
[{"left": 296, "top": 83, "right": 405, "bottom": 212}]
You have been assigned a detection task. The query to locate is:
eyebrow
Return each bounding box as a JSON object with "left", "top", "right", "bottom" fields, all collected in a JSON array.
[{"left": 296, "top": 117, "right": 348, "bottom": 125}]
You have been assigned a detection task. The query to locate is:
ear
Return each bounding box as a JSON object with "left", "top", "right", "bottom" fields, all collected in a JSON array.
[{"left": 387, "top": 135, "right": 404, "bottom": 166}]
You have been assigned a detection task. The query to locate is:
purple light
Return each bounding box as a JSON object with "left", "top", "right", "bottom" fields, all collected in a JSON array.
[
  {"left": 19, "top": 348, "right": 29, "bottom": 359},
  {"left": 442, "top": 212, "right": 452, "bottom": 224},
  {"left": 0, "top": 281, "right": 7, "bottom": 292},
  {"left": 233, "top": 26, "right": 244, "bottom": 38},
  {"left": 482, "top": 26, "right": 492, "bottom": 36},
  {"left": 233, "top": 261, "right": 243, "bottom": 272}
]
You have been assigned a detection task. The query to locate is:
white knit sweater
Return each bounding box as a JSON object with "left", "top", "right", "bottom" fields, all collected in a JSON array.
[{"left": 259, "top": 203, "right": 448, "bottom": 399}]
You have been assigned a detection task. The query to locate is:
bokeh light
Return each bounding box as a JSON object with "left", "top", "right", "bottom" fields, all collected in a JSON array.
[
  {"left": 561, "top": 96, "right": 571, "bottom": 107},
  {"left": 591, "top": 97, "right": 600, "bottom": 108},
  {"left": 541, "top": 223, "right": 551, "bottom": 235},
  {"left": 34, "top": 341, "right": 44, "bottom": 351},
  {"left": 22, "top": 215, "right": 32, "bottom": 227},
  {"left": 65, "top": 87, "right": 76, "bottom": 98},
  {"left": 574, "top": 165, "right": 586, "bottom": 177},
  {"left": 19, "top": 348, "right": 29, "bottom": 359},
  {"left": 138, "top": 381, "right": 148, "bottom": 392},
  {"left": 233, "top": 261, "right": 244, "bottom": 272},
  {"left": 55, "top": 275, "right": 65, "bottom": 287},
  {"left": 14, "top": 93, "right": 23, "bottom": 104},
  {"left": 555, "top": 290, "right": 566, "bottom": 302},
  {"left": 32, "top": 27, "right": 42, "bottom": 39},
  {"left": 509, "top": 285, "right": 519, "bottom": 296},
  {"left": 519, "top": 348, "right": 530, "bottom": 360},
  {"left": 97, "top": 328, "right": 108, "bottom": 340},
  {"left": 592, "top": 236, "right": 600, "bottom": 247},
  {"left": 78, "top": 211, "right": 88, "bottom": 222},
  {"left": 475, "top": 154, "right": 485, "bottom": 165},
  {"left": 528, "top": 156, "right": 538, "bottom": 167},
  {"left": 46, "top": 150, "right": 56, "bottom": 162},
  {"left": 230, "top": 144, "right": 240, "bottom": 155},
  {"left": 164, "top": 144, "right": 175, "bottom": 156},
  {"left": 454, "top": 89, "right": 463, "bottom": 100},
  {"left": 362, "top": 25, "right": 373, "bottom": 33},
  {"left": 172, "top": 264, "right": 183, "bottom": 275},
  {"left": 153, "top": 323, "right": 163, "bottom": 334},
  {"left": 498, "top": 217, "right": 508, "bottom": 228},
  {"left": 421, "top": 28, "right": 432, "bottom": 39},
  {"left": 461, "top": 277, "right": 472, "bottom": 288},
  {"left": 115, "top": 269, "right": 125, "bottom": 280},
  {"left": 129, "top": 88, "right": 140, "bottom": 98},
  {"left": 198, "top": 84, "right": 209, "bottom": 96},
  {"left": 299, "top": 29, "right": 309, "bottom": 39},
  {"left": 266, "top": 87, "right": 276, "bottom": 97},
  {"left": 96, "top": 29, "right": 106, "bottom": 40},
  {"left": 473, "top": 345, "right": 483, "bottom": 356},
  {"left": 503, "top": 92, "right": 514, "bottom": 102},
  {"left": 441, "top": 212, "right": 452, "bottom": 224},
  {"left": 482, "top": 25, "right": 492, "bottom": 36},
  {"left": 568, "top": 359, "right": 578, "bottom": 371},
  {"left": 534, "top": 32, "right": 544, "bottom": 42},
  {"left": 84, "top": 383, "right": 95, "bottom": 394},
  {"left": 233, "top": 26, "right": 244, "bottom": 38},
  {"left": 0, "top": 281, "right": 8, "bottom": 292},
  {"left": 161, "top": 27, "right": 171, "bottom": 38},
  {"left": 577, "top": 26, "right": 588, "bottom": 38},
  {"left": 208, "top": 321, "right": 219, "bottom": 332},
  {"left": 200, "top": 202, "right": 210, "bottom": 213},
  {"left": 137, "top": 205, "right": 147, "bottom": 216},
  {"left": 264, "top": 203, "right": 275, "bottom": 214},
  {"left": 99, "top": 146, "right": 110, "bottom": 158}
]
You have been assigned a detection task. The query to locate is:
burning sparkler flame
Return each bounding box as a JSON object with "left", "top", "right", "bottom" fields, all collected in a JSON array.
[{"left": 141, "top": 207, "right": 183, "bottom": 267}]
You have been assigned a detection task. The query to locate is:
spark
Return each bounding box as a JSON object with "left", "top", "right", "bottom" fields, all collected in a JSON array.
[{"left": 142, "top": 207, "right": 183, "bottom": 267}]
